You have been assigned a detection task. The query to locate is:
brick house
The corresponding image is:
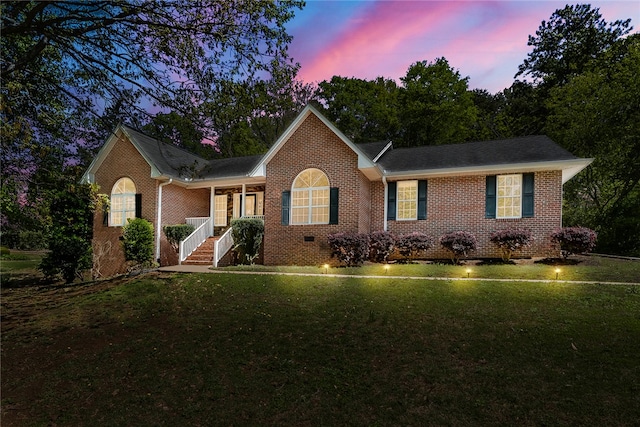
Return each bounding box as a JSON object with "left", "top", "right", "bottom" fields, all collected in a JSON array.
[{"left": 82, "top": 104, "right": 592, "bottom": 276}]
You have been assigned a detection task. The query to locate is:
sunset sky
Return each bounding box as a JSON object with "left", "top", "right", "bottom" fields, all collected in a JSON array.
[{"left": 285, "top": 0, "right": 640, "bottom": 93}]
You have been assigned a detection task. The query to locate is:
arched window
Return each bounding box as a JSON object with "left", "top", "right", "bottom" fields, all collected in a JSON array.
[
  {"left": 110, "top": 177, "right": 136, "bottom": 226},
  {"left": 291, "top": 168, "right": 330, "bottom": 224}
]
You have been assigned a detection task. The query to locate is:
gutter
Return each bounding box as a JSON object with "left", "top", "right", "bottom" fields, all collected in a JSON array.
[
  {"left": 156, "top": 179, "right": 172, "bottom": 262},
  {"left": 382, "top": 176, "right": 388, "bottom": 232}
]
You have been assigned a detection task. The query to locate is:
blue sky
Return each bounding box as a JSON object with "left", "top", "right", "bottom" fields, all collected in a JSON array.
[{"left": 285, "top": 0, "right": 640, "bottom": 93}]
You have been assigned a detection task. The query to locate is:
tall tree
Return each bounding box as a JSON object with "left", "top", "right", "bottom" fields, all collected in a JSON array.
[
  {"left": 398, "top": 58, "right": 477, "bottom": 146},
  {"left": 316, "top": 76, "right": 400, "bottom": 143},
  {"left": 516, "top": 3, "right": 632, "bottom": 88},
  {"left": 1, "top": 0, "right": 303, "bottom": 239},
  {"left": 546, "top": 34, "right": 640, "bottom": 256}
]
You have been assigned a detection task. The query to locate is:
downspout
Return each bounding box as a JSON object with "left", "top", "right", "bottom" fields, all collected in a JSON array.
[
  {"left": 156, "top": 179, "right": 172, "bottom": 263},
  {"left": 382, "top": 176, "right": 388, "bottom": 232}
]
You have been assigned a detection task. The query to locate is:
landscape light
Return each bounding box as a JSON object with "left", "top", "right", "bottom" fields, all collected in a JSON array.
[
  {"left": 466, "top": 268, "right": 472, "bottom": 278},
  {"left": 384, "top": 264, "right": 390, "bottom": 274},
  {"left": 555, "top": 268, "right": 561, "bottom": 280},
  {"left": 324, "top": 264, "right": 329, "bottom": 274}
]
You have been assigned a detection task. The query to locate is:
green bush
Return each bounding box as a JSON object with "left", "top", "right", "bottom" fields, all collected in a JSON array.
[
  {"left": 18, "top": 230, "right": 47, "bottom": 250},
  {"left": 231, "top": 218, "right": 264, "bottom": 265},
  {"left": 0, "top": 246, "right": 10, "bottom": 256},
  {"left": 163, "top": 224, "right": 196, "bottom": 251},
  {"left": 122, "top": 218, "right": 155, "bottom": 272}
]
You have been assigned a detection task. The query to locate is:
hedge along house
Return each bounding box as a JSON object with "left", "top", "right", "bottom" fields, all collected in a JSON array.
[{"left": 82, "top": 104, "right": 592, "bottom": 276}]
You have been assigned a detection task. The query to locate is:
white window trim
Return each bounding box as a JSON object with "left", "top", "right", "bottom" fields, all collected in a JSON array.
[
  {"left": 497, "top": 174, "right": 522, "bottom": 219},
  {"left": 291, "top": 169, "right": 330, "bottom": 225},
  {"left": 110, "top": 178, "right": 136, "bottom": 227},
  {"left": 396, "top": 180, "right": 418, "bottom": 221}
]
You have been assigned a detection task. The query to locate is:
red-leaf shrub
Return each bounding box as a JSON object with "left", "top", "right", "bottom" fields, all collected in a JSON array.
[
  {"left": 368, "top": 231, "right": 396, "bottom": 263},
  {"left": 551, "top": 227, "right": 597, "bottom": 259},
  {"left": 327, "top": 232, "right": 370, "bottom": 266},
  {"left": 439, "top": 231, "right": 477, "bottom": 264},
  {"left": 489, "top": 228, "right": 533, "bottom": 261},
  {"left": 395, "top": 232, "right": 434, "bottom": 263}
]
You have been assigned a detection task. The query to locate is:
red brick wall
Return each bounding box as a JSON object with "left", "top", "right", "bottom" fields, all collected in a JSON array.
[
  {"left": 264, "top": 114, "right": 366, "bottom": 266},
  {"left": 377, "top": 171, "right": 562, "bottom": 259},
  {"left": 92, "top": 132, "right": 158, "bottom": 278},
  {"left": 159, "top": 185, "right": 210, "bottom": 266}
]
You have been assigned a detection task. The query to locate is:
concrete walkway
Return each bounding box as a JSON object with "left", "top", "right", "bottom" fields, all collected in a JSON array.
[{"left": 158, "top": 265, "right": 640, "bottom": 286}]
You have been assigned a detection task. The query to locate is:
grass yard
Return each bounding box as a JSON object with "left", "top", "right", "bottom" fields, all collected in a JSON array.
[{"left": 2, "top": 270, "right": 639, "bottom": 426}]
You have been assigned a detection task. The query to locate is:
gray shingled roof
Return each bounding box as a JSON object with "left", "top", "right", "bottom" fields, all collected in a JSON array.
[
  {"left": 357, "top": 141, "right": 389, "bottom": 160},
  {"left": 376, "top": 135, "right": 579, "bottom": 172},
  {"left": 122, "top": 125, "right": 263, "bottom": 180},
  {"left": 122, "top": 125, "right": 209, "bottom": 177}
]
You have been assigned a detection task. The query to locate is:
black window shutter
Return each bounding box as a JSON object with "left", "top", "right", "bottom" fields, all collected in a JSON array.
[
  {"left": 281, "top": 191, "right": 290, "bottom": 225},
  {"left": 135, "top": 193, "right": 142, "bottom": 218},
  {"left": 103, "top": 206, "right": 109, "bottom": 226},
  {"left": 522, "top": 173, "right": 534, "bottom": 217},
  {"left": 417, "top": 180, "right": 427, "bottom": 220},
  {"left": 485, "top": 176, "right": 496, "bottom": 218},
  {"left": 329, "top": 187, "right": 339, "bottom": 224},
  {"left": 387, "top": 181, "right": 397, "bottom": 220}
]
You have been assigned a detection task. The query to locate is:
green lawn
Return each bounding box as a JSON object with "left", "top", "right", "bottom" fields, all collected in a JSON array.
[{"left": 2, "top": 271, "right": 639, "bottom": 425}]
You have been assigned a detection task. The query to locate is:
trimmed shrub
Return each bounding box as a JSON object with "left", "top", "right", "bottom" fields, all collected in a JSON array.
[
  {"left": 439, "top": 231, "right": 477, "bottom": 264},
  {"left": 368, "top": 231, "right": 396, "bottom": 263},
  {"left": 551, "top": 227, "right": 597, "bottom": 259},
  {"left": 328, "top": 232, "right": 370, "bottom": 267},
  {"left": 1, "top": 246, "right": 10, "bottom": 256},
  {"left": 490, "top": 228, "right": 533, "bottom": 261},
  {"left": 163, "top": 224, "right": 196, "bottom": 252},
  {"left": 122, "top": 218, "right": 155, "bottom": 272},
  {"left": 396, "top": 232, "right": 434, "bottom": 263},
  {"left": 231, "top": 218, "right": 264, "bottom": 265}
]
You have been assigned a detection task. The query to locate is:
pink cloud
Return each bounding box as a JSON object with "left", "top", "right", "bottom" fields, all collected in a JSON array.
[{"left": 297, "top": 1, "right": 469, "bottom": 82}]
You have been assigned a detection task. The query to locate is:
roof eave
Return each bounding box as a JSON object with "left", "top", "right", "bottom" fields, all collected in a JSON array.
[{"left": 383, "top": 158, "right": 594, "bottom": 183}]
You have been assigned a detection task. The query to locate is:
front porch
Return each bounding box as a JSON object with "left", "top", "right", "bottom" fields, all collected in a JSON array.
[{"left": 176, "top": 184, "right": 265, "bottom": 267}]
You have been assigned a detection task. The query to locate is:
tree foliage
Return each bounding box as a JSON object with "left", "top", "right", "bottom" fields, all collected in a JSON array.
[
  {"left": 398, "top": 58, "right": 477, "bottom": 146},
  {"left": 551, "top": 227, "right": 597, "bottom": 259},
  {"left": 316, "top": 76, "right": 400, "bottom": 143},
  {"left": 38, "top": 184, "right": 102, "bottom": 283},
  {"left": 546, "top": 34, "right": 640, "bottom": 256},
  {"left": 516, "top": 4, "right": 632, "bottom": 87}
]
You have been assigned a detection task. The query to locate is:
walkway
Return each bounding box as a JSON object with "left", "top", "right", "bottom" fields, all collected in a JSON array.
[{"left": 158, "top": 265, "right": 640, "bottom": 286}]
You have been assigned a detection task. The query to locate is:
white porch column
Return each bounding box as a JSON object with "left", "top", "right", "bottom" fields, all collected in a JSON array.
[
  {"left": 209, "top": 186, "right": 215, "bottom": 236},
  {"left": 241, "top": 183, "right": 246, "bottom": 217}
]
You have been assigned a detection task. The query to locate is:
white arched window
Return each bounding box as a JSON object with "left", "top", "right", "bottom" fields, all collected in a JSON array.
[
  {"left": 110, "top": 177, "right": 136, "bottom": 226},
  {"left": 291, "top": 168, "right": 330, "bottom": 224}
]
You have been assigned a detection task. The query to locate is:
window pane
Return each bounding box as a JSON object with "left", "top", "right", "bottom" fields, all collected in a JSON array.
[
  {"left": 496, "top": 174, "right": 522, "bottom": 218},
  {"left": 291, "top": 169, "right": 330, "bottom": 224}
]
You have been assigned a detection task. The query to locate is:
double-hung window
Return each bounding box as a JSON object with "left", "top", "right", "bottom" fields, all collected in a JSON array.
[
  {"left": 387, "top": 180, "right": 427, "bottom": 221},
  {"left": 397, "top": 180, "right": 418, "bottom": 220},
  {"left": 110, "top": 177, "right": 136, "bottom": 226},
  {"left": 497, "top": 174, "right": 522, "bottom": 218},
  {"left": 291, "top": 168, "right": 330, "bottom": 225},
  {"left": 214, "top": 195, "right": 228, "bottom": 226},
  {"left": 486, "top": 173, "right": 534, "bottom": 219}
]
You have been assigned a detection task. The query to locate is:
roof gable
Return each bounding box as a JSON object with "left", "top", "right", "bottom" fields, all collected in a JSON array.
[{"left": 250, "top": 104, "right": 380, "bottom": 179}]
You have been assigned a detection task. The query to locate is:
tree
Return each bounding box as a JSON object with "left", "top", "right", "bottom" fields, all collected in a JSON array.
[
  {"left": 1, "top": 0, "right": 303, "bottom": 242},
  {"left": 398, "top": 58, "right": 477, "bottom": 146},
  {"left": 546, "top": 35, "right": 640, "bottom": 256},
  {"left": 468, "top": 89, "right": 512, "bottom": 141},
  {"left": 38, "top": 184, "right": 103, "bottom": 283},
  {"left": 316, "top": 76, "right": 400, "bottom": 143},
  {"left": 516, "top": 4, "right": 632, "bottom": 88},
  {"left": 142, "top": 111, "right": 216, "bottom": 160}
]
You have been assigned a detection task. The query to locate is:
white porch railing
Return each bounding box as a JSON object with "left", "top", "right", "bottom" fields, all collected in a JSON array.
[
  {"left": 231, "top": 215, "right": 265, "bottom": 221},
  {"left": 179, "top": 217, "right": 212, "bottom": 264},
  {"left": 214, "top": 226, "right": 234, "bottom": 268},
  {"left": 186, "top": 217, "right": 210, "bottom": 229}
]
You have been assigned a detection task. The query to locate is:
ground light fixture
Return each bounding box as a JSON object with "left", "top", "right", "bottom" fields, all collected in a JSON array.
[
  {"left": 323, "top": 264, "right": 329, "bottom": 274},
  {"left": 466, "top": 268, "right": 472, "bottom": 278},
  {"left": 555, "top": 268, "right": 561, "bottom": 280},
  {"left": 384, "top": 264, "right": 390, "bottom": 274}
]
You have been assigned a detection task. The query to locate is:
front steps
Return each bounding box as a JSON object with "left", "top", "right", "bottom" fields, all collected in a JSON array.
[{"left": 182, "top": 236, "right": 217, "bottom": 265}]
